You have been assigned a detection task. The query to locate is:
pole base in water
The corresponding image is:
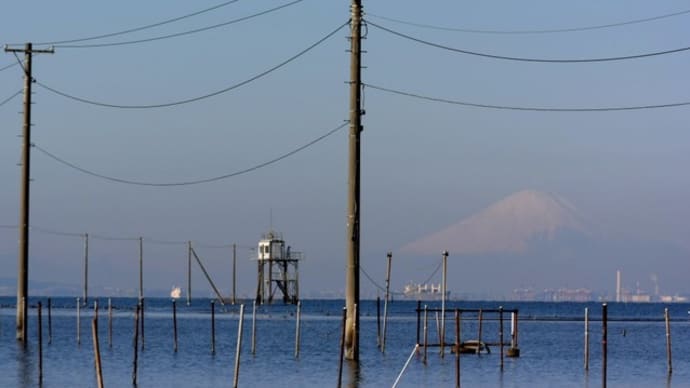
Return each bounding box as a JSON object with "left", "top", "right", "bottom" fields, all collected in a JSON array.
[{"left": 506, "top": 347, "right": 520, "bottom": 358}]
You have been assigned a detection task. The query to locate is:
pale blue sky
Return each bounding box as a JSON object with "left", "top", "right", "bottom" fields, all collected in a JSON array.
[{"left": 1, "top": 1, "right": 689, "bottom": 298}]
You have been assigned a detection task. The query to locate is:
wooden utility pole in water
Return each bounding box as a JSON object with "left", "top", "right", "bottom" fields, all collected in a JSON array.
[
  {"left": 83, "top": 233, "right": 89, "bottom": 305},
  {"left": 345, "top": 0, "right": 363, "bottom": 361},
  {"left": 232, "top": 243, "right": 237, "bottom": 305},
  {"left": 5, "top": 43, "right": 53, "bottom": 343}
]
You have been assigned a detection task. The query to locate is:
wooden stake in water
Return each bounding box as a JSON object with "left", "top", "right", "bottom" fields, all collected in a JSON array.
[
  {"left": 140, "top": 298, "right": 145, "bottom": 351},
  {"left": 423, "top": 305, "right": 428, "bottom": 365},
  {"left": 92, "top": 318, "right": 104, "bottom": 388},
  {"left": 211, "top": 300, "right": 216, "bottom": 355},
  {"left": 440, "top": 250, "right": 448, "bottom": 358},
  {"left": 665, "top": 308, "right": 672, "bottom": 375},
  {"left": 77, "top": 297, "right": 81, "bottom": 345},
  {"left": 233, "top": 304, "right": 245, "bottom": 388},
  {"left": 94, "top": 300, "right": 99, "bottom": 321},
  {"left": 455, "top": 309, "right": 460, "bottom": 388},
  {"left": 499, "top": 306, "right": 504, "bottom": 371},
  {"left": 584, "top": 307, "right": 589, "bottom": 371},
  {"left": 48, "top": 297, "right": 52, "bottom": 345},
  {"left": 294, "top": 301, "right": 302, "bottom": 358},
  {"left": 38, "top": 301, "right": 43, "bottom": 384},
  {"left": 172, "top": 300, "right": 178, "bottom": 353},
  {"left": 337, "top": 307, "right": 346, "bottom": 388},
  {"left": 602, "top": 303, "right": 608, "bottom": 388},
  {"left": 382, "top": 252, "right": 392, "bottom": 354},
  {"left": 376, "top": 296, "right": 381, "bottom": 348},
  {"left": 251, "top": 300, "right": 257, "bottom": 355},
  {"left": 132, "top": 304, "right": 140, "bottom": 386},
  {"left": 477, "top": 309, "right": 483, "bottom": 356},
  {"left": 108, "top": 298, "right": 113, "bottom": 349}
]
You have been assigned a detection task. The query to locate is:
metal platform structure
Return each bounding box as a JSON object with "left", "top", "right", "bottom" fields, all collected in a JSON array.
[{"left": 255, "top": 231, "right": 302, "bottom": 305}]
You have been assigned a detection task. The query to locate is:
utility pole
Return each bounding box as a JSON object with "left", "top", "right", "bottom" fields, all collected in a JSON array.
[
  {"left": 232, "top": 243, "right": 237, "bottom": 305},
  {"left": 83, "top": 233, "right": 89, "bottom": 305},
  {"left": 138, "top": 237, "right": 143, "bottom": 301},
  {"left": 5, "top": 43, "right": 54, "bottom": 343},
  {"left": 345, "top": 0, "right": 363, "bottom": 361},
  {"left": 187, "top": 241, "right": 192, "bottom": 305}
]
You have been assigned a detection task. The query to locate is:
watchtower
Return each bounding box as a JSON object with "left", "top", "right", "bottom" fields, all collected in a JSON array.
[{"left": 255, "top": 231, "right": 302, "bottom": 304}]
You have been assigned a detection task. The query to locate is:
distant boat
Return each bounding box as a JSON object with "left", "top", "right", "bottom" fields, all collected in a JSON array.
[{"left": 170, "top": 286, "right": 182, "bottom": 299}]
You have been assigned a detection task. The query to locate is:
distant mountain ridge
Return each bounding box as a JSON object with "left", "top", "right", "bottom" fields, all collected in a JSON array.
[{"left": 401, "top": 190, "right": 587, "bottom": 255}]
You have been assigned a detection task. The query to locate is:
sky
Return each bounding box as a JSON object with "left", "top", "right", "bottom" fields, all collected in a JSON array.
[{"left": 1, "top": 0, "right": 689, "bottom": 299}]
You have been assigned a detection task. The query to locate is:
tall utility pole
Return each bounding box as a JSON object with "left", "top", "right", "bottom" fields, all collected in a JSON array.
[
  {"left": 345, "top": 0, "right": 363, "bottom": 361},
  {"left": 83, "top": 233, "right": 89, "bottom": 305},
  {"left": 4, "top": 43, "right": 54, "bottom": 342}
]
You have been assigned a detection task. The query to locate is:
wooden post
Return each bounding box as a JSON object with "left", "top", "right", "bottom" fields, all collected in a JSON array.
[
  {"left": 48, "top": 297, "right": 52, "bottom": 345},
  {"left": 435, "top": 311, "right": 441, "bottom": 351},
  {"left": 132, "top": 304, "right": 140, "bottom": 386},
  {"left": 382, "top": 252, "right": 392, "bottom": 354},
  {"left": 584, "top": 307, "right": 589, "bottom": 371},
  {"left": 187, "top": 241, "right": 192, "bottom": 306},
  {"left": 499, "top": 306, "right": 504, "bottom": 370},
  {"left": 38, "top": 301, "right": 43, "bottom": 384},
  {"left": 108, "top": 298, "right": 113, "bottom": 349},
  {"left": 441, "top": 251, "right": 448, "bottom": 358},
  {"left": 294, "top": 301, "right": 302, "bottom": 358},
  {"left": 94, "top": 300, "right": 99, "bottom": 321},
  {"left": 337, "top": 307, "right": 346, "bottom": 388},
  {"left": 77, "top": 297, "right": 81, "bottom": 345},
  {"left": 211, "top": 300, "right": 216, "bottom": 355},
  {"left": 477, "top": 309, "right": 483, "bottom": 356},
  {"left": 416, "top": 300, "right": 421, "bottom": 346},
  {"left": 506, "top": 310, "right": 520, "bottom": 357},
  {"left": 232, "top": 243, "right": 237, "bottom": 305},
  {"left": 92, "top": 318, "right": 104, "bottom": 388},
  {"left": 376, "top": 296, "right": 381, "bottom": 348},
  {"left": 665, "top": 308, "right": 672, "bottom": 375},
  {"left": 140, "top": 298, "right": 145, "bottom": 351},
  {"left": 455, "top": 309, "right": 460, "bottom": 388},
  {"left": 172, "top": 299, "right": 178, "bottom": 352},
  {"left": 602, "top": 303, "right": 607, "bottom": 388},
  {"left": 423, "top": 305, "right": 428, "bottom": 365},
  {"left": 251, "top": 300, "right": 257, "bottom": 355},
  {"left": 232, "top": 304, "right": 245, "bottom": 388}
]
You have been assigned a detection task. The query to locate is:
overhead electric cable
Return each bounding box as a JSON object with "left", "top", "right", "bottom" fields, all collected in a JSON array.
[
  {"left": 36, "top": 20, "right": 348, "bottom": 109},
  {"left": 360, "top": 265, "right": 404, "bottom": 295},
  {"left": 365, "top": 83, "right": 690, "bottom": 112},
  {"left": 32, "top": 121, "right": 348, "bottom": 187},
  {"left": 367, "top": 8, "right": 690, "bottom": 34},
  {"left": 0, "top": 90, "right": 22, "bottom": 108},
  {"left": 0, "top": 62, "right": 20, "bottom": 72},
  {"left": 367, "top": 21, "right": 690, "bottom": 63},
  {"left": 28, "top": 0, "right": 242, "bottom": 46},
  {"left": 54, "top": 0, "right": 304, "bottom": 49},
  {"left": 30, "top": 225, "right": 84, "bottom": 238}
]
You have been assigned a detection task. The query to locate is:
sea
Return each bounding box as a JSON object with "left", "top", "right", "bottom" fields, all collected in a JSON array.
[{"left": 1, "top": 297, "right": 690, "bottom": 387}]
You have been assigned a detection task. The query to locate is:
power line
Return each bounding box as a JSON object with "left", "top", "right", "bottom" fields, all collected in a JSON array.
[
  {"left": 54, "top": 0, "right": 304, "bottom": 49},
  {"left": 360, "top": 265, "right": 404, "bottom": 295},
  {"left": 28, "top": 0, "right": 242, "bottom": 46},
  {"left": 32, "top": 121, "right": 348, "bottom": 187},
  {"left": 36, "top": 20, "right": 348, "bottom": 109},
  {"left": 367, "top": 20, "right": 690, "bottom": 63},
  {"left": 0, "top": 90, "right": 22, "bottom": 107},
  {"left": 367, "top": 8, "right": 690, "bottom": 34},
  {"left": 2, "top": 223, "right": 252, "bottom": 249},
  {"left": 365, "top": 83, "right": 690, "bottom": 112},
  {"left": 0, "top": 62, "right": 20, "bottom": 72}
]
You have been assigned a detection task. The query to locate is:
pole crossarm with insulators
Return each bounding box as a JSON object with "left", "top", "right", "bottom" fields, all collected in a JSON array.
[{"left": 4, "top": 43, "right": 54, "bottom": 342}]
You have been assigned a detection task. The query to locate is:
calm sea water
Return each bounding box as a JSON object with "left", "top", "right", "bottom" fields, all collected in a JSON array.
[{"left": 1, "top": 297, "right": 690, "bottom": 387}]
